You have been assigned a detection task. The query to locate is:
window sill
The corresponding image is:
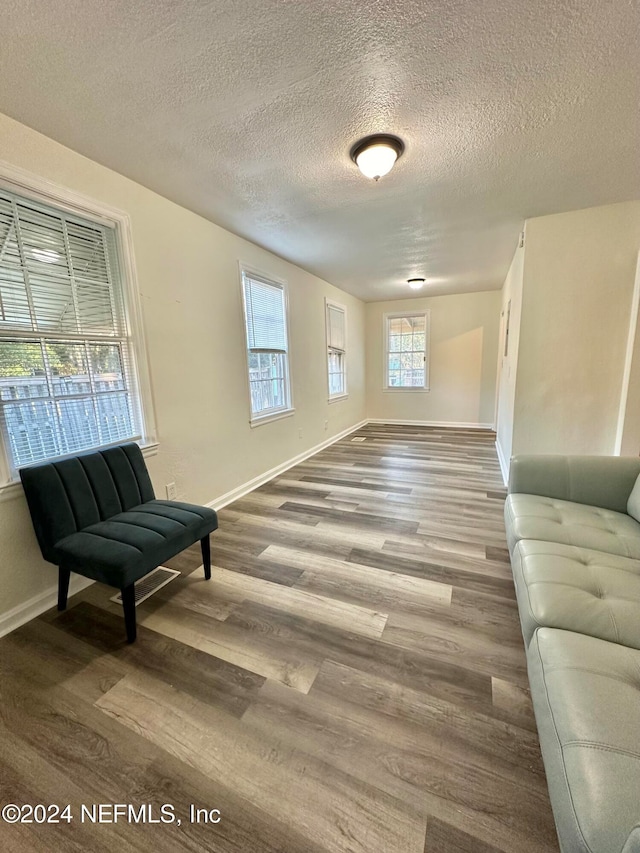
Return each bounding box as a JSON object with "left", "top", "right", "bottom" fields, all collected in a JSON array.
[
  {"left": 250, "top": 408, "right": 296, "bottom": 428},
  {"left": 383, "top": 387, "right": 430, "bottom": 393},
  {"left": 328, "top": 394, "right": 349, "bottom": 403},
  {"left": 0, "top": 439, "right": 160, "bottom": 503}
]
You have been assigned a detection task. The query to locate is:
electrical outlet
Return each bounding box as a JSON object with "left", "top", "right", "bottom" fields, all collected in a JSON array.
[
  {"left": 298, "top": 428, "right": 303, "bottom": 439},
  {"left": 166, "top": 482, "right": 177, "bottom": 500},
  {"left": 324, "top": 419, "right": 329, "bottom": 430}
]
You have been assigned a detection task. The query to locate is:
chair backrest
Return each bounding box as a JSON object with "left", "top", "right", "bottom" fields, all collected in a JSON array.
[{"left": 20, "top": 443, "right": 155, "bottom": 564}]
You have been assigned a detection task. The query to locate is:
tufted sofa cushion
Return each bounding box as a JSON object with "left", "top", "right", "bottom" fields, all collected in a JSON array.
[
  {"left": 505, "top": 493, "right": 640, "bottom": 558},
  {"left": 512, "top": 540, "right": 640, "bottom": 648},
  {"left": 528, "top": 628, "right": 640, "bottom": 853}
]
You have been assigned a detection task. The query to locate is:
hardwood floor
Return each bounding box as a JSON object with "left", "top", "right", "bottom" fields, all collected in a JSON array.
[{"left": 0, "top": 424, "right": 559, "bottom": 852}]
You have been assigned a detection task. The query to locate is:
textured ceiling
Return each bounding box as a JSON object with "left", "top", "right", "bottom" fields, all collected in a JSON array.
[{"left": 0, "top": 0, "right": 639, "bottom": 301}]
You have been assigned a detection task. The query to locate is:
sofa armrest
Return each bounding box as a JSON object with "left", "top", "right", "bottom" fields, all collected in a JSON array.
[
  {"left": 623, "top": 826, "right": 640, "bottom": 853},
  {"left": 508, "top": 455, "right": 640, "bottom": 514}
]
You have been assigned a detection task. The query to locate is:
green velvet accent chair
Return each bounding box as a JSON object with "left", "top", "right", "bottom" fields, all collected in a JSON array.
[{"left": 20, "top": 443, "right": 218, "bottom": 643}]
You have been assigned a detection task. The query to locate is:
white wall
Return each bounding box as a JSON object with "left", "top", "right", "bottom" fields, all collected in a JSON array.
[
  {"left": 512, "top": 201, "right": 640, "bottom": 456},
  {"left": 365, "top": 291, "right": 501, "bottom": 427},
  {"left": 0, "top": 112, "right": 366, "bottom": 623},
  {"left": 495, "top": 243, "right": 525, "bottom": 478}
]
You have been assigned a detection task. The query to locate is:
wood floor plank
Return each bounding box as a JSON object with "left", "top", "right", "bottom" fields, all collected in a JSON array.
[
  {"left": 262, "top": 544, "right": 453, "bottom": 605},
  {"left": 97, "top": 672, "right": 427, "bottom": 853},
  {"left": 139, "top": 602, "right": 323, "bottom": 693},
  {"left": 424, "top": 817, "right": 505, "bottom": 852},
  {"left": 225, "top": 600, "right": 496, "bottom": 713},
  {"left": 158, "top": 562, "right": 389, "bottom": 639},
  {"left": 243, "top": 678, "right": 554, "bottom": 853}
]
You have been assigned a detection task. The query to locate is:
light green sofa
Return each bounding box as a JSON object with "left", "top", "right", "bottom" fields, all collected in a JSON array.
[{"left": 505, "top": 455, "right": 640, "bottom": 853}]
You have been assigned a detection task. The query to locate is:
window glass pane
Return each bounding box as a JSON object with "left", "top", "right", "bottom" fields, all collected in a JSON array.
[
  {"left": 19, "top": 204, "right": 68, "bottom": 277},
  {"left": 388, "top": 369, "right": 401, "bottom": 386},
  {"left": 401, "top": 333, "right": 413, "bottom": 351},
  {"left": 328, "top": 350, "right": 345, "bottom": 396},
  {"left": 388, "top": 335, "right": 401, "bottom": 353},
  {"left": 0, "top": 265, "right": 31, "bottom": 327},
  {"left": 29, "top": 274, "right": 77, "bottom": 333},
  {"left": 0, "top": 198, "right": 21, "bottom": 267},
  {"left": 45, "top": 343, "right": 91, "bottom": 396},
  {"left": 0, "top": 342, "right": 48, "bottom": 400},
  {"left": 77, "top": 282, "right": 115, "bottom": 335},
  {"left": 95, "top": 392, "right": 134, "bottom": 445},
  {"left": 55, "top": 398, "right": 99, "bottom": 453},
  {"left": 67, "top": 221, "right": 109, "bottom": 283},
  {"left": 90, "top": 344, "right": 125, "bottom": 391},
  {"left": 412, "top": 352, "right": 424, "bottom": 369},
  {"left": 3, "top": 399, "right": 57, "bottom": 466},
  {"left": 248, "top": 351, "right": 288, "bottom": 415}
]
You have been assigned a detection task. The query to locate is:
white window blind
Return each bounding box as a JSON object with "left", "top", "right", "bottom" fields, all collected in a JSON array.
[
  {"left": 326, "top": 303, "right": 346, "bottom": 352},
  {"left": 241, "top": 270, "right": 292, "bottom": 421},
  {"left": 0, "top": 188, "right": 142, "bottom": 472},
  {"left": 325, "top": 300, "right": 347, "bottom": 398},
  {"left": 243, "top": 274, "right": 288, "bottom": 352}
]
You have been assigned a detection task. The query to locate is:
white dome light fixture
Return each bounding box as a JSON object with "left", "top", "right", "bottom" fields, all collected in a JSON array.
[
  {"left": 350, "top": 134, "right": 405, "bottom": 181},
  {"left": 408, "top": 278, "right": 425, "bottom": 290}
]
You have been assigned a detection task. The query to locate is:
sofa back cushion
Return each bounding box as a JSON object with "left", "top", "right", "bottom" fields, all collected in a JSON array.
[{"left": 20, "top": 443, "right": 155, "bottom": 564}]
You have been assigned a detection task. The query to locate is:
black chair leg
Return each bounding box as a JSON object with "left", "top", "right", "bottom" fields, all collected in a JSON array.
[
  {"left": 201, "top": 534, "right": 211, "bottom": 580},
  {"left": 121, "top": 584, "right": 137, "bottom": 643},
  {"left": 58, "top": 566, "right": 71, "bottom": 611}
]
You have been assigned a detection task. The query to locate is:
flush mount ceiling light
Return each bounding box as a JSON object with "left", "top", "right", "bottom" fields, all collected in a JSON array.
[
  {"left": 350, "top": 134, "right": 405, "bottom": 181},
  {"left": 408, "top": 278, "right": 425, "bottom": 290}
]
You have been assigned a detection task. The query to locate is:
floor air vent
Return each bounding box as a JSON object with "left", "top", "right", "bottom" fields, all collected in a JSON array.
[
  {"left": 351, "top": 437, "right": 367, "bottom": 442},
  {"left": 111, "top": 566, "right": 180, "bottom": 606}
]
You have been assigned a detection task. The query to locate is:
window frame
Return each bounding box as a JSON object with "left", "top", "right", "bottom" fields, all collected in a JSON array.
[
  {"left": 0, "top": 161, "right": 157, "bottom": 493},
  {"left": 239, "top": 264, "right": 294, "bottom": 427},
  {"left": 325, "top": 298, "right": 348, "bottom": 402},
  {"left": 383, "top": 310, "right": 430, "bottom": 391}
]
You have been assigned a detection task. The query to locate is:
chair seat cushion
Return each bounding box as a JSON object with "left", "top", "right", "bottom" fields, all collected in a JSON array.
[
  {"left": 528, "top": 628, "right": 640, "bottom": 853},
  {"left": 505, "top": 493, "right": 640, "bottom": 558},
  {"left": 512, "top": 540, "right": 640, "bottom": 648},
  {"left": 54, "top": 500, "right": 218, "bottom": 588}
]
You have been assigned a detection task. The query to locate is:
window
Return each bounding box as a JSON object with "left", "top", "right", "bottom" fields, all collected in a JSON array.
[
  {"left": 0, "top": 185, "right": 146, "bottom": 477},
  {"left": 241, "top": 269, "right": 292, "bottom": 423},
  {"left": 325, "top": 299, "right": 347, "bottom": 399},
  {"left": 384, "top": 312, "right": 429, "bottom": 389}
]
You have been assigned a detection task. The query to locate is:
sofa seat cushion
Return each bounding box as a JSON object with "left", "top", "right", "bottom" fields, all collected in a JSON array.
[
  {"left": 53, "top": 500, "right": 218, "bottom": 588},
  {"left": 505, "top": 493, "right": 640, "bottom": 558},
  {"left": 528, "top": 628, "right": 640, "bottom": 853},
  {"left": 512, "top": 540, "right": 640, "bottom": 648}
]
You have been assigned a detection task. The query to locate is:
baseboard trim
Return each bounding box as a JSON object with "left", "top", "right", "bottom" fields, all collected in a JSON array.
[
  {"left": 0, "top": 575, "right": 94, "bottom": 639},
  {"left": 367, "top": 418, "right": 495, "bottom": 430},
  {"left": 208, "top": 419, "right": 369, "bottom": 510},
  {"left": 495, "top": 439, "right": 509, "bottom": 486}
]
